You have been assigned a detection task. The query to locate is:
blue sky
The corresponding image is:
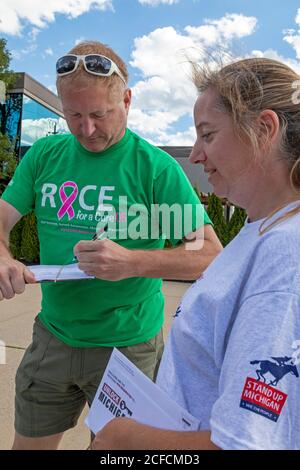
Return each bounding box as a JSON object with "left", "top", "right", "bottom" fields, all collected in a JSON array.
[{"left": 2, "top": 0, "right": 300, "bottom": 145}]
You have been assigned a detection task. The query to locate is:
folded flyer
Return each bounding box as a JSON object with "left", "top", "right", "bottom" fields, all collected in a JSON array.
[{"left": 85, "top": 348, "right": 200, "bottom": 435}]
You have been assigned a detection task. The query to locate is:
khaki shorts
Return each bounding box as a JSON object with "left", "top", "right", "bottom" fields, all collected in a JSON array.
[{"left": 15, "top": 317, "right": 164, "bottom": 438}]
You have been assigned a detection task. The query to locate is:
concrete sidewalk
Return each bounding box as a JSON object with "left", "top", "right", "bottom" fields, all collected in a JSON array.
[{"left": 0, "top": 281, "right": 191, "bottom": 450}]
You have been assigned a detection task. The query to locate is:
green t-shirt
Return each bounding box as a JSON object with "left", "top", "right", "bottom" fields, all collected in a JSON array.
[{"left": 2, "top": 129, "right": 211, "bottom": 347}]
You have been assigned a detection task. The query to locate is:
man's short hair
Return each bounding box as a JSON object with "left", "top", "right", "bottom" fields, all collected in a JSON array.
[{"left": 56, "top": 40, "right": 128, "bottom": 95}]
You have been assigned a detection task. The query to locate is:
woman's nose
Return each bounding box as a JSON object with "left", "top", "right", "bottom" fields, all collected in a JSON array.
[{"left": 189, "top": 141, "right": 206, "bottom": 164}]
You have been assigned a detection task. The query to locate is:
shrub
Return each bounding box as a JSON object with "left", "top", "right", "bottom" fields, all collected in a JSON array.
[
  {"left": 9, "top": 217, "right": 24, "bottom": 260},
  {"left": 227, "top": 206, "right": 247, "bottom": 242},
  {"left": 194, "top": 189, "right": 247, "bottom": 247},
  {"left": 20, "top": 212, "right": 39, "bottom": 262},
  {"left": 206, "top": 193, "right": 230, "bottom": 246}
]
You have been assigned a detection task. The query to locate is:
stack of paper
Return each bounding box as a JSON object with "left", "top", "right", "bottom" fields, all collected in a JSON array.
[
  {"left": 85, "top": 348, "right": 200, "bottom": 435},
  {"left": 27, "top": 263, "right": 95, "bottom": 282}
]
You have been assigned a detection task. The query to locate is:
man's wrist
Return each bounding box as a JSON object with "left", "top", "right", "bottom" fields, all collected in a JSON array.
[
  {"left": 128, "top": 250, "right": 144, "bottom": 277},
  {"left": 0, "top": 239, "right": 12, "bottom": 259}
]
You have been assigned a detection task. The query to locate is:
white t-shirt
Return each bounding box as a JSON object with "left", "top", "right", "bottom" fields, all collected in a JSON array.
[{"left": 157, "top": 202, "right": 300, "bottom": 450}]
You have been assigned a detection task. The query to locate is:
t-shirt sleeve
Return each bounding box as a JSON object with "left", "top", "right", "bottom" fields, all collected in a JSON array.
[
  {"left": 153, "top": 161, "right": 212, "bottom": 246},
  {"left": 210, "top": 291, "right": 300, "bottom": 450},
  {"left": 1, "top": 139, "right": 44, "bottom": 215}
]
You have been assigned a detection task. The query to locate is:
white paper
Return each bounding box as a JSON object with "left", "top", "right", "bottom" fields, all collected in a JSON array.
[
  {"left": 28, "top": 263, "right": 95, "bottom": 282},
  {"left": 85, "top": 348, "right": 200, "bottom": 435}
]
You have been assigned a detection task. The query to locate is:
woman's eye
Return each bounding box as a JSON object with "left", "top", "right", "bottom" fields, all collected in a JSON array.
[{"left": 202, "top": 132, "right": 213, "bottom": 142}]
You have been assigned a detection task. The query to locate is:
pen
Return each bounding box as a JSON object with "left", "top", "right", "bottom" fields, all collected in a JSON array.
[
  {"left": 55, "top": 224, "right": 109, "bottom": 282},
  {"left": 75, "top": 224, "right": 108, "bottom": 261},
  {"left": 92, "top": 223, "right": 108, "bottom": 241}
]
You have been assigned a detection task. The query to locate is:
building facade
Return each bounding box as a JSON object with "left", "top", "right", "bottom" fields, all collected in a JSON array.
[{"left": 0, "top": 73, "right": 67, "bottom": 160}]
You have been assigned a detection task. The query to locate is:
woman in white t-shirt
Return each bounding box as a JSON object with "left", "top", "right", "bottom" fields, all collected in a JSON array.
[{"left": 92, "top": 57, "right": 300, "bottom": 450}]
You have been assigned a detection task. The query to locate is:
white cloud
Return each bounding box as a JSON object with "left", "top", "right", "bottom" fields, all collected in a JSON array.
[
  {"left": 284, "top": 35, "right": 300, "bottom": 60},
  {"left": 153, "top": 126, "right": 196, "bottom": 146},
  {"left": 28, "top": 27, "right": 41, "bottom": 41},
  {"left": 45, "top": 48, "right": 54, "bottom": 56},
  {"left": 185, "top": 13, "right": 257, "bottom": 46},
  {"left": 11, "top": 43, "right": 37, "bottom": 60},
  {"left": 128, "top": 14, "right": 257, "bottom": 144},
  {"left": 283, "top": 8, "right": 300, "bottom": 59},
  {"left": 129, "top": 108, "right": 179, "bottom": 135},
  {"left": 0, "top": 0, "right": 114, "bottom": 35},
  {"left": 47, "top": 84, "right": 57, "bottom": 94},
  {"left": 21, "top": 117, "right": 69, "bottom": 146},
  {"left": 75, "top": 37, "right": 86, "bottom": 45},
  {"left": 138, "top": 0, "right": 179, "bottom": 5},
  {"left": 251, "top": 48, "right": 300, "bottom": 75}
]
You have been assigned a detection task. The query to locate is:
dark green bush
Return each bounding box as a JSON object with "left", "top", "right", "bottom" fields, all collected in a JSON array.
[
  {"left": 20, "top": 212, "right": 39, "bottom": 262},
  {"left": 9, "top": 217, "right": 24, "bottom": 259},
  {"left": 8, "top": 212, "right": 39, "bottom": 263},
  {"left": 206, "top": 193, "right": 230, "bottom": 246},
  {"left": 194, "top": 188, "right": 246, "bottom": 247},
  {"left": 227, "top": 206, "right": 247, "bottom": 242}
]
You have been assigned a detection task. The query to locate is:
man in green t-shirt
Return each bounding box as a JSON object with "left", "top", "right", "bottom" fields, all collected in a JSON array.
[{"left": 0, "top": 41, "right": 222, "bottom": 449}]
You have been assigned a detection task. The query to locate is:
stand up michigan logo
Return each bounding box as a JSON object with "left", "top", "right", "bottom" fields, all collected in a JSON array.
[{"left": 240, "top": 354, "right": 299, "bottom": 422}]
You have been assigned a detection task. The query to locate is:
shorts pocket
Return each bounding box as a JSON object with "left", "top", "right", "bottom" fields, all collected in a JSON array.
[
  {"left": 143, "top": 338, "right": 158, "bottom": 353},
  {"left": 144, "top": 328, "right": 164, "bottom": 353},
  {"left": 17, "top": 329, "right": 52, "bottom": 381},
  {"left": 15, "top": 368, "right": 33, "bottom": 397}
]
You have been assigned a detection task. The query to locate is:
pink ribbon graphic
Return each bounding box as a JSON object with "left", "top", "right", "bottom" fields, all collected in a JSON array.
[{"left": 57, "top": 181, "right": 78, "bottom": 220}]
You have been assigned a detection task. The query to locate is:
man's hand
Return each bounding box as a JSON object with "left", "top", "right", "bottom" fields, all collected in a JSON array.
[
  {"left": 74, "top": 239, "right": 137, "bottom": 281},
  {"left": 0, "top": 256, "right": 36, "bottom": 300}
]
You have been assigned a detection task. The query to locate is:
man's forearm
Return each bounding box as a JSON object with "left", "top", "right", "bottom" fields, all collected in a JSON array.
[
  {"left": 132, "top": 240, "right": 220, "bottom": 280},
  {"left": 93, "top": 418, "right": 220, "bottom": 450},
  {"left": 0, "top": 200, "right": 22, "bottom": 261},
  {"left": 124, "top": 428, "right": 219, "bottom": 451},
  {"left": 0, "top": 231, "right": 12, "bottom": 259}
]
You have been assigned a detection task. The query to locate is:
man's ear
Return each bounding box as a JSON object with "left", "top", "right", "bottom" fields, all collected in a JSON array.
[
  {"left": 123, "top": 88, "right": 132, "bottom": 113},
  {"left": 258, "top": 109, "right": 280, "bottom": 152}
]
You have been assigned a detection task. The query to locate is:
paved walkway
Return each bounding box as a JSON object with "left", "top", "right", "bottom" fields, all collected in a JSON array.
[{"left": 0, "top": 281, "right": 190, "bottom": 450}]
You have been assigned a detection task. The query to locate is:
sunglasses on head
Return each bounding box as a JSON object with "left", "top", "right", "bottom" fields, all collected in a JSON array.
[{"left": 56, "top": 54, "right": 126, "bottom": 84}]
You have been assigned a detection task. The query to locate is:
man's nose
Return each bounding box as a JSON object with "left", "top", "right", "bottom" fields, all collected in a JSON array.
[
  {"left": 81, "top": 118, "right": 96, "bottom": 137},
  {"left": 189, "top": 140, "right": 206, "bottom": 164}
]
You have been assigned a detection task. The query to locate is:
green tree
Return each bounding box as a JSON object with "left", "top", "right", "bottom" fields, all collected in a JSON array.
[
  {"left": 0, "top": 131, "right": 16, "bottom": 181},
  {"left": 227, "top": 206, "right": 247, "bottom": 241},
  {"left": 9, "top": 217, "right": 24, "bottom": 260},
  {"left": 20, "top": 212, "right": 40, "bottom": 263},
  {"left": 0, "top": 38, "right": 17, "bottom": 191},
  {"left": 0, "top": 38, "right": 16, "bottom": 90},
  {"left": 206, "top": 193, "right": 228, "bottom": 246}
]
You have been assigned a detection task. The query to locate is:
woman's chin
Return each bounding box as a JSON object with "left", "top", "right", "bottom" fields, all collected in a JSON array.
[{"left": 211, "top": 186, "right": 227, "bottom": 199}]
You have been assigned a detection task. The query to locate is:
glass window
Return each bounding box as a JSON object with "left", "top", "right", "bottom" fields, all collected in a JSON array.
[
  {"left": 0, "top": 92, "right": 23, "bottom": 157},
  {"left": 20, "top": 95, "right": 69, "bottom": 158}
]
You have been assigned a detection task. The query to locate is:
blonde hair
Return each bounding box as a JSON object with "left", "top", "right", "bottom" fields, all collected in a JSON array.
[
  {"left": 192, "top": 57, "right": 300, "bottom": 233},
  {"left": 56, "top": 40, "right": 128, "bottom": 96}
]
